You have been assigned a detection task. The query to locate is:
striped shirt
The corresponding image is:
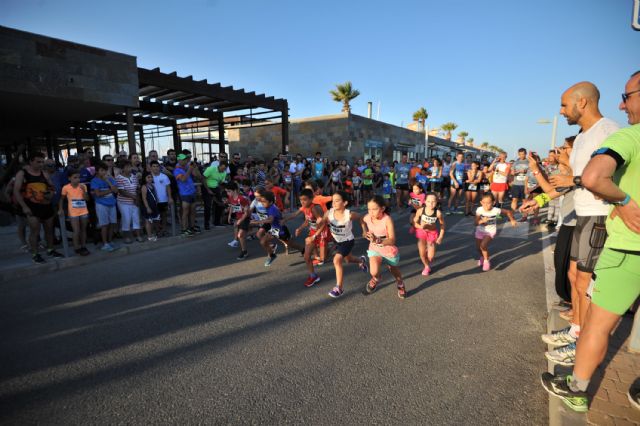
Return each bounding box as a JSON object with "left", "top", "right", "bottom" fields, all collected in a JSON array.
[{"left": 116, "top": 174, "right": 139, "bottom": 205}]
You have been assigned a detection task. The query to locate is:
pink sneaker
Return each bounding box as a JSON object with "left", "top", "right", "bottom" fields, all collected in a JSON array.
[
  {"left": 477, "top": 258, "right": 483, "bottom": 267},
  {"left": 421, "top": 265, "right": 431, "bottom": 276},
  {"left": 482, "top": 259, "right": 491, "bottom": 271}
]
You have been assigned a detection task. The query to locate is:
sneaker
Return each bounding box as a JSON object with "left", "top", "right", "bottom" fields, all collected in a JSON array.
[
  {"left": 421, "top": 265, "right": 431, "bottom": 276},
  {"left": 397, "top": 281, "right": 407, "bottom": 299},
  {"left": 312, "top": 259, "right": 324, "bottom": 266},
  {"left": 101, "top": 243, "right": 115, "bottom": 252},
  {"left": 545, "top": 342, "right": 576, "bottom": 366},
  {"left": 328, "top": 286, "right": 344, "bottom": 298},
  {"left": 482, "top": 259, "right": 491, "bottom": 271},
  {"left": 628, "top": 384, "right": 640, "bottom": 410},
  {"left": 541, "top": 326, "right": 577, "bottom": 347},
  {"left": 32, "top": 253, "right": 46, "bottom": 264},
  {"left": 79, "top": 247, "right": 91, "bottom": 256},
  {"left": 365, "top": 277, "right": 378, "bottom": 294},
  {"left": 264, "top": 254, "right": 277, "bottom": 267},
  {"left": 181, "top": 229, "right": 194, "bottom": 238},
  {"left": 445, "top": 210, "right": 452, "bottom": 216},
  {"left": 228, "top": 240, "right": 239, "bottom": 248},
  {"left": 359, "top": 255, "right": 369, "bottom": 274},
  {"left": 136, "top": 236, "right": 145, "bottom": 243},
  {"left": 540, "top": 373, "right": 588, "bottom": 413},
  {"left": 304, "top": 274, "right": 321, "bottom": 287},
  {"left": 20, "top": 244, "right": 30, "bottom": 253},
  {"left": 191, "top": 226, "right": 202, "bottom": 234},
  {"left": 148, "top": 236, "right": 158, "bottom": 242},
  {"left": 559, "top": 309, "right": 573, "bottom": 321},
  {"left": 47, "top": 249, "right": 64, "bottom": 258},
  {"left": 477, "top": 257, "right": 483, "bottom": 267},
  {"left": 236, "top": 251, "right": 248, "bottom": 260}
]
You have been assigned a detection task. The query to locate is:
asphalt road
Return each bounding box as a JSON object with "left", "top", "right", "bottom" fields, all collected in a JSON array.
[{"left": 0, "top": 209, "right": 548, "bottom": 425}]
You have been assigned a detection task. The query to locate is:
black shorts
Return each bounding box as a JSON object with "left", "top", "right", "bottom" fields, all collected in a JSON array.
[
  {"left": 442, "top": 176, "right": 451, "bottom": 188},
  {"left": 362, "top": 184, "right": 373, "bottom": 191},
  {"left": 334, "top": 239, "right": 355, "bottom": 257},
  {"left": 236, "top": 217, "right": 250, "bottom": 231},
  {"left": 510, "top": 185, "right": 526, "bottom": 199},
  {"left": 430, "top": 182, "right": 442, "bottom": 193},
  {"left": 464, "top": 183, "right": 479, "bottom": 192},
  {"left": 25, "top": 202, "right": 54, "bottom": 221},
  {"left": 395, "top": 183, "right": 409, "bottom": 191},
  {"left": 157, "top": 202, "right": 168, "bottom": 213}
]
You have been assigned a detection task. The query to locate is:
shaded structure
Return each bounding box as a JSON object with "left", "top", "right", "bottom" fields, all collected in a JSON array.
[{"left": 0, "top": 26, "right": 288, "bottom": 165}]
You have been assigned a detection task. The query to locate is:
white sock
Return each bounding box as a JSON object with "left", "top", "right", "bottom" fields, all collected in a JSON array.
[{"left": 569, "top": 324, "right": 580, "bottom": 339}]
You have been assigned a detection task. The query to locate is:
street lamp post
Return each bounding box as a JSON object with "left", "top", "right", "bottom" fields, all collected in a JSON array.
[{"left": 537, "top": 116, "right": 558, "bottom": 149}]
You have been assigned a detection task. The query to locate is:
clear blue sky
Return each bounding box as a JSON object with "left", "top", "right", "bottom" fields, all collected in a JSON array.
[{"left": 3, "top": 0, "right": 638, "bottom": 156}]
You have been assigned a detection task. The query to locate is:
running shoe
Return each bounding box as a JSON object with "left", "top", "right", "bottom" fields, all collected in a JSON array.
[
  {"left": 540, "top": 373, "right": 588, "bottom": 413},
  {"left": 359, "top": 255, "right": 369, "bottom": 274},
  {"left": 328, "top": 286, "right": 344, "bottom": 298},
  {"left": 101, "top": 243, "right": 115, "bottom": 252},
  {"left": 192, "top": 226, "right": 202, "bottom": 234},
  {"left": 541, "top": 326, "right": 577, "bottom": 347},
  {"left": 136, "top": 236, "right": 145, "bottom": 243},
  {"left": 47, "top": 249, "right": 64, "bottom": 258},
  {"left": 421, "top": 265, "right": 431, "bottom": 276},
  {"left": 264, "top": 254, "right": 277, "bottom": 267},
  {"left": 304, "top": 274, "right": 321, "bottom": 288},
  {"left": 228, "top": 240, "right": 239, "bottom": 247},
  {"left": 629, "top": 384, "right": 640, "bottom": 410},
  {"left": 545, "top": 342, "right": 576, "bottom": 366},
  {"left": 559, "top": 309, "right": 573, "bottom": 321},
  {"left": 32, "top": 253, "right": 46, "bottom": 264},
  {"left": 312, "top": 259, "right": 324, "bottom": 266},
  {"left": 477, "top": 257, "right": 483, "bottom": 267},
  {"left": 365, "top": 277, "right": 378, "bottom": 294},
  {"left": 270, "top": 243, "right": 278, "bottom": 254},
  {"left": 148, "top": 236, "right": 158, "bottom": 242},
  {"left": 482, "top": 259, "right": 491, "bottom": 271},
  {"left": 79, "top": 247, "right": 91, "bottom": 256},
  {"left": 445, "top": 210, "right": 452, "bottom": 216},
  {"left": 397, "top": 281, "right": 406, "bottom": 299},
  {"left": 236, "top": 251, "right": 248, "bottom": 260},
  {"left": 180, "top": 229, "right": 193, "bottom": 238},
  {"left": 20, "top": 244, "right": 30, "bottom": 253}
]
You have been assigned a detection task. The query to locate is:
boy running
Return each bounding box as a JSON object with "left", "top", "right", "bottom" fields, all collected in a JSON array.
[{"left": 226, "top": 182, "right": 251, "bottom": 260}]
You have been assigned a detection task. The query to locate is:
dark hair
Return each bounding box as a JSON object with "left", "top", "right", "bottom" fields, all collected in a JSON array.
[
  {"left": 367, "top": 195, "right": 387, "bottom": 210},
  {"left": 181, "top": 149, "right": 191, "bottom": 155},
  {"left": 225, "top": 181, "right": 238, "bottom": 191},
  {"left": 66, "top": 168, "right": 80, "bottom": 178},
  {"left": 142, "top": 171, "right": 153, "bottom": 181},
  {"left": 261, "top": 191, "right": 275, "bottom": 204},
  {"left": 128, "top": 153, "right": 139, "bottom": 160},
  {"left": 167, "top": 149, "right": 175, "bottom": 155},
  {"left": 97, "top": 162, "right": 109, "bottom": 171},
  {"left": 218, "top": 160, "right": 228, "bottom": 168},
  {"left": 150, "top": 160, "right": 160, "bottom": 166},
  {"left": 257, "top": 160, "right": 265, "bottom": 165},
  {"left": 101, "top": 154, "right": 113, "bottom": 160},
  {"left": 333, "top": 190, "right": 350, "bottom": 204},
  {"left": 384, "top": 173, "right": 390, "bottom": 177},
  {"left": 472, "top": 161, "right": 481, "bottom": 167},
  {"left": 315, "top": 151, "right": 321, "bottom": 156},
  {"left": 481, "top": 192, "right": 495, "bottom": 202},
  {"left": 29, "top": 152, "right": 45, "bottom": 162},
  {"left": 424, "top": 191, "right": 438, "bottom": 200},
  {"left": 241, "top": 179, "right": 252, "bottom": 187},
  {"left": 518, "top": 148, "right": 527, "bottom": 154},
  {"left": 299, "top": 188, "right": 314, "bottom": 199},
  {"left": 305, "top": 179, "right": 319, "bottom": 191}
]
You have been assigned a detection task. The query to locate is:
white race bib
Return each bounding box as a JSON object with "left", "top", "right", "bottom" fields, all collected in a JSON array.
[
  {"left": 468, "top": 184, "right": 477, "bottom": 191},
  {"left": 71, "top": 199, "right": 86, "bottom": 209}
]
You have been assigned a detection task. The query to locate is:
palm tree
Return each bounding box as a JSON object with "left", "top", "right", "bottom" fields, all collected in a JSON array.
[
  {"left": 457, "top": 131, "right": 469, "bottom": 144},
  {"left": 466, "top": 137, "right": 474, "bottom": 147},
  {"left": 330, "top": 81, "right": 360, "bottom": 113},
  {"left": 488, "top": 144, "right": 502, "bottom": 153},
  {"left": 441, "top": 122, "right": 458, "bottom": 140},
  {"left": 412, "top": 107, "right": 428, "bottom": 131},
  {"left": 480, "top": 141, "right": 489, "bottom": 150}
]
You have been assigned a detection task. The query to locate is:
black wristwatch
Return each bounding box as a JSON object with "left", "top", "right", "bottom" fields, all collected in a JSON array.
[{"left": 573, "top": 176, "right": 582, "bottom": 188}]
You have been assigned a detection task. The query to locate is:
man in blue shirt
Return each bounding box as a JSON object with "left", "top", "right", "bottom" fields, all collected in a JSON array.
[
  {"left": 394, "top": 154, "right": 411, "bottom": 208},
  {"left": 174, "top": 153, "right": 198, "bottom": 236}
]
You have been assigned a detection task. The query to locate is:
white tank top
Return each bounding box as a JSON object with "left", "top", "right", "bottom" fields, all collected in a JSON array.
[
  {"left": 328, "top": 208, "right": 354, "bottom": 242},
  {"left": 493, "top": 162, "right": 509, "bottom": 184}
]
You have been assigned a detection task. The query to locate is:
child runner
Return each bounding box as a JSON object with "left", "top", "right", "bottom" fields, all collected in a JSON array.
[
  {"left": 59, "top": 169, "right": 90, "bottom": 256},
  {"left": 413, "top": 192, "right": 445, "bottom": 276},
  {"left": 448, "top": 152, "right": 466, "bottom": 215},
  {"left": 305, "top": 179, "right": 332, "bottom": 264},
  {"left": 408, "top": 183, "right": 426, "bottom": 234},
  {"left": 361, "top": 195, "right": 407, "bottom": 299},
  {"left": 293, "top": 188, "right": 325, "bottom": 287},
  {"left": 381, "top": 173, "right": 393, "bottom": 208},
  {"left": 140, "top": 173, "right": 161, "bottom": 241},
  {"left": 225, "top": 182, "right": 251, "bottom": 260},
  {"left": 474, "top": 193, "right": 517, "bottom": 271},
  {"left": 429, "top": 158, "right": 443, "bottom": 195},
  {"left": 464, "top": 161, "right": 483, "bottom": 216},
  {"left": 250, "top": 191, "right": 290, "bottom": 267},
  {"left": 351, "top": 170, "right": 362, "bottom": 208},
  {"left": 480, "top": 164, "right": 491, "bottom": 195},
  {"left": 315, "top": 191, "right": 368, "bottom": 298}
]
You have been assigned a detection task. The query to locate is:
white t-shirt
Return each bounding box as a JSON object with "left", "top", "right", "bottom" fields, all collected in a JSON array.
[
  {"left": 569, "top": 117, "right": 620, "bottom": 216},
  {"left": 328, "top": 208, "right": 354, "bottom": 242},
  {"left": 289, "top": 162, "right": 305, "bottom": 175},
  {"left": 493, "top": 163, "right": 509, "bottom": 184},
  {"left": 152, "top": 173, "right": 171, "bottom": 203},
  {"left": 476, "top": 206, "right": 501, "bottom": 234}
]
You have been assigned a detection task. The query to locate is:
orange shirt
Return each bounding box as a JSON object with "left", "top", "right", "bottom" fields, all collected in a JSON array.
[
  {"left": 313, "top": 194, "right": 332, "bottom": 212},
  {"left": 409, "top": 166, "right": 421, "bottom": 180},
  {"left": 271, "top": 185, "right": 288, "bottom": 211},
  {"left": 61, "top": 183, "right": 89, "bottom": 217}
]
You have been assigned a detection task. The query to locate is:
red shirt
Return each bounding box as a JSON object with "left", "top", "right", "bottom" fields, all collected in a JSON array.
[
  {"left": 228, "top": 194, "right": 249, "bottom": 219},
  {"left": 271, "top": 186, "right": 288, "bottom": 211},
  {"left": 313, "top": 194, "right": 332, "bottom": 213}
]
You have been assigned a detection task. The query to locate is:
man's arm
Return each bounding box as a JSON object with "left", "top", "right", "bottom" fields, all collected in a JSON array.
[{"left": 582, "top": 155, "right": 626, "bottom": 202}]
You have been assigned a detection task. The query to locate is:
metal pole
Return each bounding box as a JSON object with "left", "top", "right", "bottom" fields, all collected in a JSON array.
[
  {"left": 170, "top": 202, "right": 177, "bottom": 237},
  {"left": 58, "top": 213, "right": 70, "bottom": 258},
  {"left": 551, "top": 115, "right": 558, "bottom": 149}
]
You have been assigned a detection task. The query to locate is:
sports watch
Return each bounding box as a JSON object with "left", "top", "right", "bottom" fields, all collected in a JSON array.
[{"left": 572, "top": 176, "right": 582, "bottom": 188}]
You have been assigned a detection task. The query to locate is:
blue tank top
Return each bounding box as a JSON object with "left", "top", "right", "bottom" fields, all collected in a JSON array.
[{"left": 453, "top": 163, "right": 465, "bottom": 183}]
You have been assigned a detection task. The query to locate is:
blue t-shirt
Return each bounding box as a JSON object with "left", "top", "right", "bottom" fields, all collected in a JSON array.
[
  {"left": 394, "top": 163, "right": 411, "bottom": 184},
  {"left": 382, "top": 180, "right": 393, "bottom": 195},
  {"left": 314, "top": 161, "right": 324, "bottom": 179},
  {"left": 80, "top": 167, "right": 94, "bottom": 185},
  {"left": 442, "top": 162, "right": 452, "bottom": 175},
  {"left": 173, "top": 167, "right": 196, "bottom": 196},
  {"left": 266, "top": 204, "right": 285, "bottom": 237},
  {"left": 453, "top": 162, "right": 466, "bottom": 183},
  {"left": 90, "top": 176, "right": 117, "bottom": 207},
  {"left": 415, "top": 173, "right": 428, "bottom": 188}
]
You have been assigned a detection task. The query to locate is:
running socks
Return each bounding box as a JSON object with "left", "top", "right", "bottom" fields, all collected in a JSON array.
[
  {"left": 569, "top": 374, "right": 589, "bottom": 392},
  {"left": 569, "top": 324, "right": 581, "bottom": 339}
]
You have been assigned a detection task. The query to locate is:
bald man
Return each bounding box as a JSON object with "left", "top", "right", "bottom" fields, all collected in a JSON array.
[{"left": 536, "top": 81, "right": 620, "bottom": 366}]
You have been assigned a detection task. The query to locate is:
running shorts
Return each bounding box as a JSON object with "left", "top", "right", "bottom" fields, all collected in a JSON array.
[
  {"left": 237, "top": 217, "right": 251, "bottom": 231},
  {"left": 570, "top": 215, "right": 607, "bottom": 273},
  {"left": 475, "top": 229, "right": 496, "bottom": 240},
  {"left": 591, "top": 248, "right": 640, "bottom": 315},
  {"left": 510, "top": 185, "right": 526, "bottom": 199},
  {"left": 366, "top": 250, "right": 400, "bottom": 266},
  {"left": 335, "top": 239, "right": 355, "bottom": 257},
  {"left": 490, "top": 182, "right": 508, "bottom": 192},
  {"left": 25, "top": 201, "right": 54, "bottom": 220},
  {"left": 395, "top": 183, "right": 409, "bottom": 191},
  {"left": 180, "top": 194, "right": 196, "bottom": 204},
  {"left": 96, "top": 203, "right": 118, "bottom": 227},
  {"left": 416, "top": 228, "right": 438, "bottom": 243}
]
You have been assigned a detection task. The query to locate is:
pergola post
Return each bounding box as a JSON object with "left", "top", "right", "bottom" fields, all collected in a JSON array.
[
  {"left": 126, "top": 108, "right": 136, "bottom": 155},
  {"left": 113, "top": 130, "right": 119, "bottom": 154},
  {"left": 45, "top": 131, "right": 54, "bottom": 159},
  {"left": 217, "top": 111, "right": 225, "bottom": 154},
  {"left": 281, "top": 101, "right": 289, "bottom": 154},
  {"left": 138, "top": 128, "right": 146, "bottom": 162},
  {"left": 93, "top": 135, "right": 101, "bottom": 159},
  {"left": 74, "top": 127, "right": 82, "bottom": 155},
  {"left": 172, "top": 121, "right": 182, "bottom": 152}
]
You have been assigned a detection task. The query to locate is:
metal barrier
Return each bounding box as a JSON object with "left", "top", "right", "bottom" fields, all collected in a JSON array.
[
  {"left": 170, "top": 202, "right": 177, "bottom": 237},
  {"left": 57, "top": 213, "right": 71, "bottom": 258}
]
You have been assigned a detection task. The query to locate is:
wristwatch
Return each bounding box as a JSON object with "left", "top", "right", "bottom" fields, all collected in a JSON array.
[
  {"left": 573, "top": 176, "right": 582, "bottom": 188},
  {"left": 612, "top": 193, "right": 631, "bottom": 207}
]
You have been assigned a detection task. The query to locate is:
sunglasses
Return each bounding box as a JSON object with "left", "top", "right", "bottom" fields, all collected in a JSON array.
[{"left": 621, "top": 89, "right": 640, "bottom": 103}]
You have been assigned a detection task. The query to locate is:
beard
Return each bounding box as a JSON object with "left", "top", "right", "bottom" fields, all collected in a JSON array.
[{"left": 565, "top": 104, "right": 581, "bottom": 125}]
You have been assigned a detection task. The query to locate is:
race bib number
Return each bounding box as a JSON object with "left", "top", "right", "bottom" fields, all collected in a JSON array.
[
  {"left": 516, "top": 175, "right": 526, "bottom": 182},
  {"left": 421, "top": 215, "right": 437, "bottom": 225},
  {"left": 251, "top": 213, "right": 261, "bottom": 221},
  {"left": 332, "top": 176, "right": 339, "bottom": 182},
  {"left": 257, "top": 212, "right": 268, "bottom": 220},
  {"left": 399, "top": 173, "right": 408, "bottom": 180},
  {"left": 71, "top": 199, "right": 87, "bottom": 209},
  {"left": 455, "top": 172, "right": 464, "bottom": 181},
  {"left": 482, "top": 184, "right": 490, "bottom": 192},
  {"left": 411, "top": 198, "right": 421, "bottom": 206},
  {"left": 231, "top": 205, "right": 242, "bottom": 213},
  {"left": 284, "top": 176, "right": 292, "bottom": 184},
  {"left": 468, "top": 184, "right": 477, "bottom": 191},
  {"left": 269, "top": 227, "right": 281, "bottom": 237},
  {"left": 309, "top": 221, "right": 317, "bottom": 230}
]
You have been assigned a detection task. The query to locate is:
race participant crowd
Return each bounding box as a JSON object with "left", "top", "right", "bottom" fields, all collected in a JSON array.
[{"left": 0, "top": 72, "right": 638, "bottom": 414}]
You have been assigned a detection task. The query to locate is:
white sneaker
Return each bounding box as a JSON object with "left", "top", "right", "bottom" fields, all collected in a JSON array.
[{"left": 228, "top": 240, "right": 239, "bottom": 247}]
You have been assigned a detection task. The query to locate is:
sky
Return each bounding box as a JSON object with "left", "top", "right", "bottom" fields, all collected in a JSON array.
[{"left": 2, "top": 0, "right": 638, "bottom": 156}]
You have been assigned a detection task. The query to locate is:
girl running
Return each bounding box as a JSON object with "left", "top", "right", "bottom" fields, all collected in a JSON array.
[
  {"left": 480, "top": 164, "right": 491, "bottom": 195},
  {"left": 351, "top": 170, "right": 362, "bottom": 208},
  {"left": 226, "top": 182, "right": 251, "bottom": 260},
  {"left": 429, "top": 158, "right": 443, "bottom": 195},
  {"left": 474, "top": 193, "right": 517, "bottom": 271},
  {"left": 413, "top": 192, "right": 445, "bottom": 276},
  {"left": 293, "top": 188, "right": 325, "bottom": 287},
  {"left": 408, "top": 183, "right": 426, "bottom": 234},
  {"left": 315, "top": 191, "right": 368, "bottom": 298},
  {"left": 361, "top": 195, "right": 407, "bottom": 299},
  {"left": 464, "top": 161, "right": 483, "bottom": 216}
]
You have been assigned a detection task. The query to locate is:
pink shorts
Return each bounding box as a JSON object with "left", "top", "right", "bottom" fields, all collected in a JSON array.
[
  {"left": 416, "top": 228, "right": 438, "bottom": 243},
  {"left": 475, "top": 230, "right": 496, "bottom": 240}
]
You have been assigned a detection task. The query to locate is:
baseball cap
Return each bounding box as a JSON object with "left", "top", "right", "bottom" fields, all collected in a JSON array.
[{"left": 177, "top": 153, "right": 191, "bottom": 160}]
